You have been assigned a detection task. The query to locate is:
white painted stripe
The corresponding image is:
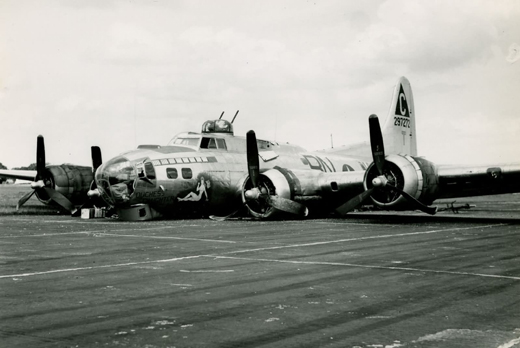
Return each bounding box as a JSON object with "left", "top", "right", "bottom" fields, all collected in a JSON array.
[
  {"left": 0, "top": 225, "right": 210, "bottom": 238},
  {"left": 223, "top": 224, "right": 506, "bottom": 255},
  {"left": 212, "top": 255, "right": 520, "bottom": 281},
  {"left": 2, "top": 231, "right": 236, "bottom": 243},
  {"left": 0, "top": 218, "right": 86, "bottom": 224},
  {"left": 2, "top": 232, "right": 92, "bottom": 238},
  {"left": 180, "top": 269, "right": 234, "bottom": 273},
  {"left": 0, "top": 255, "right": 203, "bottom": 279}
]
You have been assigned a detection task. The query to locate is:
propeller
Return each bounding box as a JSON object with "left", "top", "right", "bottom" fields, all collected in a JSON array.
[
  {"left": 246, "top": 131, "right": 260, "bottom": 188},
  {"left": 87, "top": 146, "right": 103, "bottom": 198},
  {"left": 17, "top": 135, "right": 77, "bottom": 214},
  {"left": 336, "top": 115, "right": 437, "bottom": 216},
  {"left": 91, "top": 146, "right": 102, "bottom": 174},
  {"left": 369, "top": 115, "right": 385, "bottom": 175},
  {"left": 243, "top": 131, "right": 308, "bottom": 217},
  {"left": 79, "top": 145, "right": 108, "bottom": 216}
]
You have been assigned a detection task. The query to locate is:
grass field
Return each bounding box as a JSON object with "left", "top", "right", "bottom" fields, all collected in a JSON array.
[{"left": 0, "top": 185, "right": 64, "bottom": 215}]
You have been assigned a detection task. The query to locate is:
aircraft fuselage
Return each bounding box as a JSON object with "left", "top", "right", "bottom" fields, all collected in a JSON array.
[{"left": 94, "top": 132, "right": 369, "bottom": 219}]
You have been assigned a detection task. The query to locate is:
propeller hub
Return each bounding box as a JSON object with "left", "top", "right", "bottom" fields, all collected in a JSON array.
[
  {"left": 30, "top": 180, "right": 45, "bottom": 189},
  {"left": 244, "top": 188, "right": 261, "bottom": 200},
  {"left": 87, "top": 188, "right": 101, "bottom": 198},
  {"left": 372, "top": 175, "right": 388, "bottom": 188}
]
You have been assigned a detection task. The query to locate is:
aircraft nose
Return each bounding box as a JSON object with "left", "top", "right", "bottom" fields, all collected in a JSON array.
[{"left": 94, "top": 156, "right": 137, "bottom": 206}]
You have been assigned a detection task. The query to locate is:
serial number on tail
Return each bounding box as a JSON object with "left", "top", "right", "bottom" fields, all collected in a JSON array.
[{"left": 394, "top": 116, "right": 410, "bottom": 128}]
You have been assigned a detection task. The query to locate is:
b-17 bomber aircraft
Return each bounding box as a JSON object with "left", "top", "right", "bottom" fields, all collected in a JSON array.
[{"left": 2, "top": 77, "right": 520, "bottom": 221}]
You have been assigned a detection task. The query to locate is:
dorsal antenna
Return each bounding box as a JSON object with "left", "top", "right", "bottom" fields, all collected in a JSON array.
[{"left": 218, "top": 111, "right": 225, "bottom": 120}]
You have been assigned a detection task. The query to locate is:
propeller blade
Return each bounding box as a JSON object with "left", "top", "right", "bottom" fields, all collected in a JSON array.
[
  {"left": 269, "top": 196, "right": 309, "bottom": 217},
  {"left": 386, "top": 184, "right": 437, "bottom": 215},
  {"left": 36, "top": 135, "right": 46, "bottom": 180},
  {"left": 42, "top": 187, "right": 77, "bottom": 214},
  {"left": 209, "top": 208, "right": 242, "bottom": 221},
  {"left": 91, "top": 146, "right": 102, "bottom": 173},
  {"left": 246, "top": 130, "right": 260, "bottom": 188},
  {"left": 245, "top": 130, "right": 308, "bottom": 218},
  {"left": 17, "top": 190, "right": 36, "bottom": 210},
  {"left": 369, "top": 115, "right": 385, "bottom": 175},
  {"left": 335, "top": 188, "right": 374, "bottom": 216},
  {"left": 90, "top": 146, "right": 103, "bottom": 192}
]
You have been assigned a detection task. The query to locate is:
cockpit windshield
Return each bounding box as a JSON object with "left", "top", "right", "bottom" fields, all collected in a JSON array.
[
  {"left": 95, "top": 156, "right": 137, "bottom": 206},
  {"left": 172, "top": 137, "right": 200, "bottom": 146},
  {"left": 167, "top": 133, "right": 201, "bottom": 147}
]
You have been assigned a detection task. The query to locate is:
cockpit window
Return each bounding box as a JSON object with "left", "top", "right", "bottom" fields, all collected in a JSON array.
[
  {"left": 144, "top": 162, "right": 156, "bottom": 179},
  {"left": 167, "top": 132, "right": 202, "bottom": 148},
  {"left": 200, "top": 137, "right": 216, "bottom": 149},
  {"left": 200, "top": 137, "right": 227, "bottom": 150},
  {"left": 216, "top": 138, "right": 227, "bottom": 150},
  {"left": 200, "top": 137, "right": 215, "bottom": 149},
  {"left": 172, "top": 137, "right": 200, "bottom": 146}
]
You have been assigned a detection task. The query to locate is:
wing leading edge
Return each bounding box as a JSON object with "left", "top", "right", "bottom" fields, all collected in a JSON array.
[
  {"left": 0, "top": 170, "right": 37, "bottom": 181},
  {"left": 437, "top": 164, "right": 520, "bottom": 199}
]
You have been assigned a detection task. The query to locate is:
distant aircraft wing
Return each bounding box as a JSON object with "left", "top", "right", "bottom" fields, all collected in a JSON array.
[{"left": 0, "top": 170, "right": 37, "bottom": 181}]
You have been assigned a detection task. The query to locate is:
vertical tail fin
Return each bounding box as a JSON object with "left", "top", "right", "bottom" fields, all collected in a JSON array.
[{"left": 381, "top": 76, "right": 417, "bottom": 156}]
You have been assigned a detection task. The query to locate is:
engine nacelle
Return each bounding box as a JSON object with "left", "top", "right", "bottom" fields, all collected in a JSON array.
[
  {"left": 240, "top": 166, "right": 365, "bottom": 218},
  {"left": 240, "top": 168, "right": 295, "bottom": 219},
  {"left": 364, "top": 154, "right": 439, "bottom": 210},
  {"left": 35, "top": 165, "right": 94, "bottom": 206}
]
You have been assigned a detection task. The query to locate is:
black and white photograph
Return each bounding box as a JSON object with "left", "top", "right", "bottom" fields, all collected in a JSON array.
[{"left": 1, "top": 1, "right": 520, "bottom": 347}]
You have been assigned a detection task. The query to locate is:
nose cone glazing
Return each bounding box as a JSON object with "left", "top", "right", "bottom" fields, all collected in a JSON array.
[{"left": 95, "top": 156, "right": 137, "bottom": 206}]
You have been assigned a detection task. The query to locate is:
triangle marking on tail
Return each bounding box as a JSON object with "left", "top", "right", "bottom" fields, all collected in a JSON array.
[{"left": 394, "top": 84, "right": 411, "bottom": 118}]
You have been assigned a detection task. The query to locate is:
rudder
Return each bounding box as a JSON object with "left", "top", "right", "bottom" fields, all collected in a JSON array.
[{"left": 381, "top": 76, "right": 417, "bottom": 156}]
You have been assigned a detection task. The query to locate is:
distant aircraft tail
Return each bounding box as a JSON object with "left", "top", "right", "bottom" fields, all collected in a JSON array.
[{"left": 381, "top": 76, "right": 417, "bottom": 156}]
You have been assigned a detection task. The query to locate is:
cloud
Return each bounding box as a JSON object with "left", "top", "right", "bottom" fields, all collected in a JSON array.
[
  {"left": 353, "top": 2, "right": 499, "bottom": 72},
  {"left": 105, "top": 22, "right": 175, "bottom": 64}
]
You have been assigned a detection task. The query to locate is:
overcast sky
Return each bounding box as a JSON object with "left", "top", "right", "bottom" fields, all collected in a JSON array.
[{"left": 1, "top": 0, "right": 519, "bottom": 169}]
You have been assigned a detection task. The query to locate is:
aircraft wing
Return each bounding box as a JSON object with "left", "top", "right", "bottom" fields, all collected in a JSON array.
[
  {"left": 436, "top": 163, "right": 520, "bottom": 199},
  {"left": 0, "top": 169, "right": 36, "bottom": 181}
]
